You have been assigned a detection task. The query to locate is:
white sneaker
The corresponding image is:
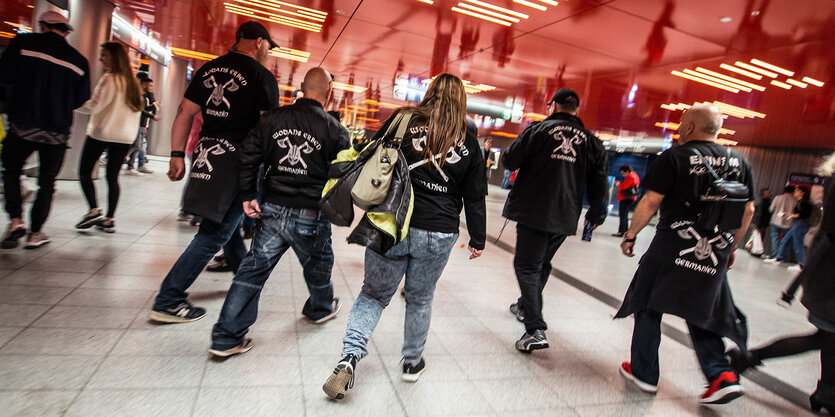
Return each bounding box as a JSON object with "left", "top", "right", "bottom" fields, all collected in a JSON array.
[
  {"left": 763, "top": 258, "right": 781, "bottom": 265},
  {"left": 124, "top": 168, "right": 142, "bottom": 176},
  {"left": 137, "top": 166, "right": 153, "bottom": 174},
  {"left": 787, "top": 264, "right": 802, "bottom": 272}
]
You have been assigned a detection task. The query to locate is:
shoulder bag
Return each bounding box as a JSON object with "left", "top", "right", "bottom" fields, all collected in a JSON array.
[{"left": 351, "top": 112, "right": 412, "bottom": 210}]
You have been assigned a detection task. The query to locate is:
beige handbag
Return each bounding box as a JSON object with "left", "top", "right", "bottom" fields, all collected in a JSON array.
[{"left": 351, "top": 112, "right": 412, "bottom": 210}]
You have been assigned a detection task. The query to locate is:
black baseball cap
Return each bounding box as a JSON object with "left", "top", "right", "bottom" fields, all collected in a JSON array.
[
  {"left": 235, "top": 21, "right": 279, "bottom": 49},
  {"left": 547, "top": 88, "right": 579, "bottom": 105}
]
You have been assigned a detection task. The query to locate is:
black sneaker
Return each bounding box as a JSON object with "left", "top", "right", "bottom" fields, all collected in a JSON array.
[
  {"left": 509, "top": 303, "right": 525, "bottom": 322},
  {"left": 515, "top": 329, "right": 549, "bottom": 353},
  {"left": 308, "top": 298, "right": 342, "bottom": 324},
  {"left": 776, "top": 292, "right": 794, "bottom": 309},
  {"left": 148, "top": 302, "right": 206, "bottom": 323},
  {"left": 75, "top": 211, "right": 102, "bottom": 229},
  {"left": 323, "top": 354, "right": 357, "bottom": 399},
  {"left": 1, "top": 224, "right": 27, "bottom": 249},
  {"left": 208, "top": 338, "right": 254, "bottom": 358},
  {"left": 97, "top": 219, "right": 116, "bottom": 233},
  {"left": 402, "top": 358, "right": 426, "bottom": 382}
]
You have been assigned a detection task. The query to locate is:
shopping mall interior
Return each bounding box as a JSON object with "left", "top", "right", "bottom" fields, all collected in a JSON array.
[{"left": 0, "top": 0, "right": 833, "bottom": 415}]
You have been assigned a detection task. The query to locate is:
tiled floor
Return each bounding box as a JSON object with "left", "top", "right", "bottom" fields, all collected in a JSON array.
[{"left": 0, "top": 158, "right": 820, "bottom": 416}]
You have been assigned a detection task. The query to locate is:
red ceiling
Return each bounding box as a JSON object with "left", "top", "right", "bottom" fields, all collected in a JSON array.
[{"left": 3, "top": 0, "right": 834, "bottom": 148}]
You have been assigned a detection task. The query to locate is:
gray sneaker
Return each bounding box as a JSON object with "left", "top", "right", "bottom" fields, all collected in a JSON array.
[
  {"left": 509, "top": 303, "right": 525, "bottom": 322},
  {"left": 515, "top": 329, "right": 549, "bottom": 353},
  {"left": 323, "top": 354, "right": 357, "bottom": 399},
  {"left": 208, "top": 338, "right": 254, "bottom": 358}
]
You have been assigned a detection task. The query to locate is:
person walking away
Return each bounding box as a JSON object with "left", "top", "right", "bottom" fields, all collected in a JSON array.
[
  {"left": 209, "top": 67, "right": 350, "bottom": 356},
  {"left": 768, "top": 186, "right": 812, "bottom": 271},
  {"left": 501, "top": 88, "right": 609, "bottom": 352},
  {"left": 74, "top": 42, "right": 143, "bottom": 234},
  {"left": 754, "top": 188, "right": 772, "bottom": 256},
  {"left": 765, "top": 185, "right": 796, "bottom": 260},
  {"left": 0, "top": 11, "right": 90, "bottom": 249},
  {"left": 323, "top": 73, "right": 486, "bottom": 399},
  {"left": 727, "top": 151, "right": 835, "bottom": 413},
  {"left": 125, "top": 76, "right": 160, "bottom": 175},
  {"left": 148, "top": 21, "right": 280, "bottom": 323},
  {"left": 616, "top": 104, "right": 756, "bottom": 405},
  {"left": 613, "top": 164, "right": 640, "bottom": 237}
]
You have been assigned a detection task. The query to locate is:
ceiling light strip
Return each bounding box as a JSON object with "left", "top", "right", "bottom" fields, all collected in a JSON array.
[
  {"left": 719, "top": 63, "right": 762, "bottom": 80},
  {"left": 682, "top": 69, "right": 751, "bottom": 92},
  {"left": 770, "top": 80, "right": 792, "bottom": 90},
  {"left": 671, "top": 71, "right": 739, "bottom": 93},
  {"left": 232, "top": 0, "right": 327, "bottom": 22},
  {"left": 802, "top": 77, "right": 824, "bottom": 87},
  {"left": 457, "top": 3, "right": 521, "bottom": 22},
  {"left": 417, "top": 0, "right": 434, "bottom": 3},
  {"left": 225, "top": 7, "right": 322, "bottom": 32},
  {"left": 332, "top": 82, "right": 368, "bottom": 93},
  {"left": 537, "top": 0, "right": 559, "bottom": 5},
  {"left": 254, "top": 0, "right": 328, "bottom": 16},
  {"left": 694, "top": 68, "right": 765, "bottom": 91},
  {"left": 0, "top": 31, "right": 16, "bottom": 38},
  {"left": 513, "top": 0, "right": 547, "bottom": 11},
  {"left": 711, "top": 101, "right": 765, "bottom": 118},
  {"left": 715, "top": 138, "right": 738, "bottom": 146},
  {"left": 750, "top": 59, "right": 794, "bottom": 76},
  {"left": 268, "top": 52, "right": 309, "bottom": 62},
  {"left": 465, "top": 0, "right": 529, "bottom": 19},
  {"left": 785, "top": 79, "right": 807, "bottom": 88},
  {"left": 451, "top": 7, "right": 512, "bottom": 26},
  {"left": 734, "top": 62, "right": 777, "bottom": 78},
  {"left": 226, "top": 4, "right": 322, "bottom": 30}
]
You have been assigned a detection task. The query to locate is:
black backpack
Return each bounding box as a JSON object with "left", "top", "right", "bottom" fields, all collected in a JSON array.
[{"left": 693, "top": 147, "right": 750, "bottom": 232}]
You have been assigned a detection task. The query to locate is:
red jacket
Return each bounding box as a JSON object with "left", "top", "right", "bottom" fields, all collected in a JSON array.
[{"left": 617, "top": 171, "right": 640, "bottom": 201}]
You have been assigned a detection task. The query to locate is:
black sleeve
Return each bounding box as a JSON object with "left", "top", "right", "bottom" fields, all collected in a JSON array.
[
  {"left": 797, "top": 201, "right": 813, "bottom": 220},
  {"left": 642, "top": 149, "right": 677, "bottom": 196},
  {"left": 462, "top": 132, "right": 487, "bottom": 250},
  {"left": 584, "top": 136, "right": 609, "bottom": 225},
  {"left": 0, "top": 36, "right": 21, "bottom": 86},
  {"left": 329, "top": 123, "right": 351, "bottom": 161},
  {"left": 74, "top": 59, "right": 91, "bottom": 109},
  {"left": 259, "top": 72, "right": 280, "bottom": 111},
  {"left": 183, "top": 70, "right": 205, "bottom": 105},
  {"left": 501, "top": 124, "right": 535, "bottom": 171},
  {"left": 239, "top": 115, "right": 271, "bottom": 200}
]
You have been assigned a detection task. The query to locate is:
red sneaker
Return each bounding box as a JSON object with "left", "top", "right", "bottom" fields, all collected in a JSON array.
[
  {"left": 700, "top": 371, "right": 744, "bottom": 404},
  {"left": 618, "top": 361, "right": 658, "bottom": 393}
]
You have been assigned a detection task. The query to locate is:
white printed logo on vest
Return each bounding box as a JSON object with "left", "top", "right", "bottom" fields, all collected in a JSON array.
[
  {"left": 203, "top": 75, "right": 239, "bottom": 108},
  {"left": 193, "top": 142, "right": 226, "bottom": 172}
]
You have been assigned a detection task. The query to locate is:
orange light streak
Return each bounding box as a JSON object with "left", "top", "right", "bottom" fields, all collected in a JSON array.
[
  {"left": 523, "top": 112, "right": 548, "bottom": 121},
  {"left": 465, "top": 0, "right": 529, "bottom": 18},
  {"left": 719, "top": 63, "right": 762, "bottom": 80},
  {"left": 457, "top": 3, "right": 521, "bottom": 22},
  {"left": 364, "top": 99, "right": 401, "bottom": 109},
  {"left": 250, "top": 0, "right": 328, "bottom": 16},
  {"left": 715, "top": 138, "right": 738, "bottom": 146},
  {"left": 224, "top": 3, "right": 323, "bottom": 32},
  {"left": 655, "top": 121, "right": 735, "bottom": 135},
  {"left": 332, "top": 82, "right": 367, "bottom": 93},
  {"left": 0, "top": 31, "right": 15, "bottom": 38},
  {"left": 802, "top": 77, "right": 824, "bottom": 87},
  {"left": 490, "top": 131, "right": 518, "bottom": 138},
  {"left": 231, "top": 0, "right": 327, "bottom": 22},
  {"left": 170, "top": 47, "right": 218, "bottom": 61},
  {"left": 734, "top": 62, "right": 777, "bottom": 78},
  {"left": 770, "top": 80, "right": 792, "bottom": 89},
  {"left": 750, "top": 59, "right": 794, "bottom": 76},
  {"left": 694, "top": 68, "right": 765, "bottom": 91},
  {"left": 451, "top": 6, "right": 512, "bottom": 26},
  {"left": 513, "top": 0, "right": 547, "bottom": 11},
  {"left": 417, "top": 0, "right": 434, "bottom": 3},
  {"left": 683, "top": 69, "right": 752, "bottom": 92},
  {"left": 785, "top": 79, "right": 807, "bottom": 88},
  {"left": 537, "top": 0, "right": 559, "bottom": 5},
  {"left": 671, "top": 70, "right": 739, "bottom": 93}
]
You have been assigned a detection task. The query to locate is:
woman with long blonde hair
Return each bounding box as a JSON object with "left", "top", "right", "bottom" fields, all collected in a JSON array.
[
  {"left": 75, "top": 42, "right": 143, "bottom": 233},
  {"left": 324, "top": 73, "right": 487, "bottom": 399}
]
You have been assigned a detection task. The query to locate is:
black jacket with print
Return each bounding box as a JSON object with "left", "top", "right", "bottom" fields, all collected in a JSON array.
[
  {"left": 374, "top": 112, "right": 487, "bottom": 250},
  {"left": 239, "top": 98, "right": 351, "bottom": 209},
  {"left": 502, "top": 112, "right": 609, "bottom": 235}
]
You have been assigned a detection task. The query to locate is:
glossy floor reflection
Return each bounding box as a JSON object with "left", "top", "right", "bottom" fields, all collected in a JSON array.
[{"left": 0, "top": 158, "right": 819, "bottom": 416}]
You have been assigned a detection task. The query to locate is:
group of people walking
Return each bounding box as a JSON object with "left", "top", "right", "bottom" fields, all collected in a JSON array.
[{"left": 2, "top": 15, "right": 833, "bottom": 414}]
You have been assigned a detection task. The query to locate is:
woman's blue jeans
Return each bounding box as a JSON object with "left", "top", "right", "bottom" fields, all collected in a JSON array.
[
  {"left": 341, "top": 227, "right": 458, "bottom": 365},
  {"left": 776, "top": 220, "right": 810, "bottom": 265}
]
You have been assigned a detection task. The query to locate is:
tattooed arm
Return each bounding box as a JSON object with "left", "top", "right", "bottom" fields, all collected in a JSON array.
[{"left": 168, "top": 98, "right": 201, "bottom": 181}]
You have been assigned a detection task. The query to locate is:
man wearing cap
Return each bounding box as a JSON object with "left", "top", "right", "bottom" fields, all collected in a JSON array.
[
  {"left": 0, "top": 11, "right": 90, "bottom": 249},
  {"left": 149, "top": 21, "right": 280, "bottom": 323},
  {"left": 501, "top": 88, "right": 609, "bottom": 352}
]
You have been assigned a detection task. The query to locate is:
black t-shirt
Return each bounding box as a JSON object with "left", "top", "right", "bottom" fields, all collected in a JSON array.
[
  {"left": 184, "top": 53, "right": 279, "bottom": 143},
  {"left": 642, "top": 141, "right": 755, "bottom": 228},
  {"left": 795, "top": 200, "right": 813, "bottom": 220}
]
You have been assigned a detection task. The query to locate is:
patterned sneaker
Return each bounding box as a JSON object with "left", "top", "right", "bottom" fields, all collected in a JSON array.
[
  {"left": 618, "top": 362, "right": 658, "bottom": 393},
  {"left": 515, "top": 329, "right": 549, "bottom": 353},
  {"left": 323, "top": 354, "right": 357, "bottom": 400},
  {"left": 509, "top": 303, "right": 525, "bottom": 322},
  {"left": 97, "top": 219, "right": 116, "bottom": 233},
  {"left": 700, "top": 371, "right": 744, "bottom": 404},
  {"left": 208, "top": 339, "right": 254, "bottom": 358},
  {"left": 148, "top": 302, "right": 206, "bottom": 323},
  {"left": 75, "top": 211, "right": 102, "bottom": 229},
  {"left": 309, "top": 298, "right": 342, "bottom": 324},
  {"left": 402, "top": 358, "right": 426, "bottom": 382},
  {"left": 1, "top": 224, "right": 27, "bottom": 249},
  {"left": 23, "top": 232, "right": 50, "bottom": 249}
]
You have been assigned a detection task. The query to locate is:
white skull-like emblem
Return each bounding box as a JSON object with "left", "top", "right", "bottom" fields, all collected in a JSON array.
[
  {"left": 552, "top": 131, "right": 583, "bottom": 157},
  {"left": 677, "top": 226, "right": 729, "bottom": 266},
  {"left": 276, "top": 137, "right": 313, "bottom": 168},
  {"left": 193, "top": 143, "right": 226, "bottom": 172},
  {"left": 203, "top": 75, "right": 239, "bottom": 108}
]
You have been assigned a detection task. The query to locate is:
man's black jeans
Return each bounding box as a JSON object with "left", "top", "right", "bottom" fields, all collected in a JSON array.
[{"left": 513, "top": 223, "right": 567, "bottom": 333}]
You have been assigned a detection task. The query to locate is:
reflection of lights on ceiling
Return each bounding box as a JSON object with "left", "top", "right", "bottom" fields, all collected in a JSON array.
[
  {"left": 750, "top": 59, "right": 794, "bottom": 76},
  {"left": 364, "top": 99, "right": 401, "bottom": 109},
  {"left": 466, "top": 0, "right": 529, "bottom": 18},
  {"left": 357, "top": 117, "right": 379, "bottom": 122},
  {"left": 450, "top": 0, "right": 530, "bottom": 26},
  {"left": 694, "top": 68, "right": 765, "bottom": 91},
  {"left": 224, "top": 1, "right": 326, "bottom": 33},
  {"left": 719, "top": 63, "right": 762, "bottom": 80},
  {"left": 719, "top": 17, "right": 733, "bottom": 23},
  {"left": 655, "top": 121, "right": 735, "bottom": 135},
  {"left": 418, "top": 0, "right": 434, "bottom": 3},
  {"left": 332, "top": 82, "right": 367, "bottom": 93},
  {"left": 671, "top": 70, "right": 739, "bottom": 93},
  {"left": 268, "top": 47, "right": 311, "bottom": 63},
  {"left": 770, "top": 80, "right": 792, "bottom": 89},
  {"left": 715, "top": 138, "right": 738, "bottom": 146},
  {"left": 523, "top": 112, "right": 548, "bottom": 121},
  {"left": 802, "top": 77, "right": 824, "bottom": 87},
  {"left": 734, "top": 62, "right": 777, "bottom": 78},
  {"left": 785, "top": 79, "right": 808, "bottom": 88},
  {"left": 422, "top": 76, "right": 496, "bottom": 94},
  {"left": 660, "top": 101, "right": 765, "bottom": 119},
  {"left": 0, "top": 31, "right": 15, "bottom": 38},
  {"left": 457, "top": 3, "right": 521, "bottom": 23},
  {"left": 4, "top": 21, "right": 32, "bottom": 32},
  {"left": 490, "top": 131, "right": 518, "bottom": 138},
  {"left": 683, "top": 69, "right": 752, "bottom": 92},
  {"left": 451, "top": 6, "right": 512, "bottom": 26},
  {"left": 170, "top": 47, "right": 218, "bottom": 61},
  {"left": 513, "top": 0, "right": 547, "bottom": 11}
]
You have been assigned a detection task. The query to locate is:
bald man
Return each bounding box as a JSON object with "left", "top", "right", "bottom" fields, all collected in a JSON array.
[
  {"left": 209, "top": 67, "right": 351, "bottom": 357},
  {"left": 614, "top": 104, "right": 756, "bottom": 404}
]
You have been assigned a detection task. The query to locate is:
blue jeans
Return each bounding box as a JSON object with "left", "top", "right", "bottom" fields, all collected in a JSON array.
[
  {"left": 776, "top": 220, "right": 810, "bottom": 265},
  {"left": 341, "top": 228, "right": 458, "bottom": 365},
  {"left": 770, "top": 225, "right": 789, "bottom": 258},
  {"left": 126, "top": 131, "right": 148, "bottom": 168},
  {"left": 630, "top": 310, "right": 734, "bottom": 385},
  {"left": 152, "top": 195, "right": 247, "bottom": 310},
  {"left": 211, "top": 203, "right": 336, "bottom": 350}
]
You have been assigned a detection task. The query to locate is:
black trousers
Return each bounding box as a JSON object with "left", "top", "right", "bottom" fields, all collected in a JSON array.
[
  {"left": 513, "top": 223, "right": 567, "bottom": 332},
  {"left": 618, "top": 198, "right": 635, "bottom": 234},
  {"left": 1, "top": 132, "right": 67, "bottom": 233},
  {"left": 752, "top": 329, "right": 835, "bottom": 384},
  {"left": 78, "top": 136, "right": 131, "bottom": 218}
]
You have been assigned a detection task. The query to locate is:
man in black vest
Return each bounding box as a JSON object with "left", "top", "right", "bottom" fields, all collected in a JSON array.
[
  {"left": 501, "top": 89, "right": 609, "bottom": 352},
  {"left": 149, "top": 21, "right": 279, "bottom": 323},
  {"left": 615, "top": 104, "right": 756, "bottom": 405}
]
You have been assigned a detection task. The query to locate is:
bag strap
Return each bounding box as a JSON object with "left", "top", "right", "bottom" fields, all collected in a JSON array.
[
  {"left": 382, "top": 112, "right": 413, "bottom": 147},
  {"left": 692, "top": 147, "right": 723, "bottom": 181}
]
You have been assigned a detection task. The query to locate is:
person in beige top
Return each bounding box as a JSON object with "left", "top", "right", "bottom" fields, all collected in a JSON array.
[
  {"left": 765, "top": 185, "right": 797, "bottom": 259},
  {"left": 74, "top": 42, "right": 143, "bottom": 233}
]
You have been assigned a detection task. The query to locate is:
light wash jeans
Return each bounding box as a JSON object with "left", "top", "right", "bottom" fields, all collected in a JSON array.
[{"left": 341, "top": 227, "right": 458, "bottom": 365}]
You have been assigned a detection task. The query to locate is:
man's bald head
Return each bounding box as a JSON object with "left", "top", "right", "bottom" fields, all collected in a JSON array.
[
  {"left": 679, "top": 104, "right": 724, "bottom": 143},
  {"left": 301, "top": 67, "right": 332, "bottom": 105}
]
